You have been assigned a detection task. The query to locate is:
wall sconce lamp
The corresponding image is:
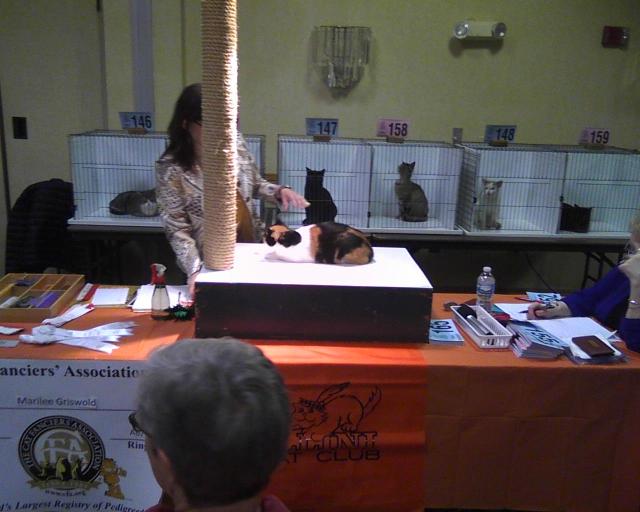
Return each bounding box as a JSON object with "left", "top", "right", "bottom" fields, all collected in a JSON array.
[
  {"left": 312, "top": 26, "right": 371, "bottom": 91},
  {"left": 453, "top": 20, "right": 506, "bottom": 40}
]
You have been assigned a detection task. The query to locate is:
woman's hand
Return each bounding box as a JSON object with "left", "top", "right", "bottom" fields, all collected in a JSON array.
[
  {"left": 188, "top": 270, "right": 200, "bottom": 297},
  {"left": 620, "top": 251, "right": 640, "bottom": 287},
  {"left": 278, "top": 188, "right": 310, "bottom": 211},
  {"left": 527, "top": 300, "right": 571, "bottom": 320}
]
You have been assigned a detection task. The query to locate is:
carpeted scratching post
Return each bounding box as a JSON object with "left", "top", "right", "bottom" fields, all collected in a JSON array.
[{"left": 201, "top": 0, "right": 238, "bottom": 270}]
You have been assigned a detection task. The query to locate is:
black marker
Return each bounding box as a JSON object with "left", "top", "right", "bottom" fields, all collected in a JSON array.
[{"left": 457, "top": 304, "right": 492, "bottom": 336}]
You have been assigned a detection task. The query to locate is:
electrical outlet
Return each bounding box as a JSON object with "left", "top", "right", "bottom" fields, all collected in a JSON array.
[{"left": 12, "top": 117, "right": 27, "bottom": 139}]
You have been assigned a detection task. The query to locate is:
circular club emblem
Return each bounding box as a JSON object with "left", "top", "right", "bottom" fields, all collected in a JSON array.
[{"left": 19, "top": 416, "right": 105, "bottom": 490}]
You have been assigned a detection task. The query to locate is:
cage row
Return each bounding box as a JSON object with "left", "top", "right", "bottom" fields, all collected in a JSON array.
[
  {"left": 68, "top": 131, "right": 640, "bottom": 236},
  {"left": 278, "top": 136, "right": 639, "bottom": 236}
]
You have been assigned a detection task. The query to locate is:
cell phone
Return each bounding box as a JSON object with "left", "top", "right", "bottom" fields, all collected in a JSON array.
[{"left": 572, "top": 335, "right": 614, "bottom": 357}]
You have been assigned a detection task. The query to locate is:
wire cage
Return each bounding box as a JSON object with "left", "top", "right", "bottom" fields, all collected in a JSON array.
[
  {"left": 367, "top": 140, "right": 462, "bottom": 233},
  {"left": 68, "top": 130, "right": 264, "bottom": 227},
  {"left": 558, "top": 145, "right": 640, "bottom": 235},
  {"left": 456, "top": 143, "right": 567, "bottom": 235},
  {"left": 277, "top": 135, "right": 372, "bottom": 229}
]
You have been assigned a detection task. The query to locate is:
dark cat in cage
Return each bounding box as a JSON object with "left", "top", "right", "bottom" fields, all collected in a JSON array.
[{"left": 302, "top": 168, "right": 338, "bottom": 225}]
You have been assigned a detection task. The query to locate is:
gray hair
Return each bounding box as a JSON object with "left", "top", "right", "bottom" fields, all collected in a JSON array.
[{"left": 135, "top": 338, "right": 290, "bottom": 507}]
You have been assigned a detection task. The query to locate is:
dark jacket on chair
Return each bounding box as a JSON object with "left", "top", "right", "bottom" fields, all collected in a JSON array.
[{"left": 5, "top": 178, "right": 74, "bottom": 273}]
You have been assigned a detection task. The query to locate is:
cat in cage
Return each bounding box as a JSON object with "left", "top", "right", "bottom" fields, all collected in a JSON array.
[
  {"left": 109, "top": 189, "right": 158, "bottom": 217},
  {"left": 394, "top": 161, "right": 428, "bottom": 222},
  {"left": 302, "top": 168, "right": 338, "bottom": 225},
  {"left": 474, "top": 178, "right": 503, "bottom": 230}
]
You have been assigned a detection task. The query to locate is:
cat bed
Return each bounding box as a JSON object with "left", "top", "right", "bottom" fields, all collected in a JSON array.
[{"left": 194, "top": 243, "right": 432, "bottom": 342}]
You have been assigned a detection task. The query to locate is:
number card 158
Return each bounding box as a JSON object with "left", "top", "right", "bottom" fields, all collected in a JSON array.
[{"left": 377, "top": 118, "right": 410, "bottom": 138}]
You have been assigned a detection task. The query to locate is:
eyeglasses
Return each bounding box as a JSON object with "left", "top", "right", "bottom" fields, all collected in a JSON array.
[{"left": 129, "top": 411, "right": 152, "bottom": 437}]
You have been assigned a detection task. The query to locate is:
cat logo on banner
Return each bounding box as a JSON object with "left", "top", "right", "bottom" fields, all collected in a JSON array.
[
  {"left": 288, "top": 382, "right": 382, "bottom": 463},
  {"left": 18, "top": 415, "right": 127, "bottom": 499}
]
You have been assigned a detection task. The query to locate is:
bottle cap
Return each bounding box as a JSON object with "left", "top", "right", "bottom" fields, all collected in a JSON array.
[
  {"left": 483, "top": 266, "right": 492, "bottom": 273},
  {"left": 151, "top": 263, "right": 167, "bottom": 285}
]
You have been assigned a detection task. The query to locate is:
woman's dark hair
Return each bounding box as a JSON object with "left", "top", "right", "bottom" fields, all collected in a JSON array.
[{"left": 162, "top": 83, "right": 202, "bottom": 170}]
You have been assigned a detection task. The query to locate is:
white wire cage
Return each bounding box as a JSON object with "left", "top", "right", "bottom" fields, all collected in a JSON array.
[
  {"left": 277, "top": 135, "right": 372, "bottom": 229},
  {"left": 456, "top": 143, "right": 567, "bottom": 235},
  {"left": 367, "top": 140, "right": 463, "bottom": 234},
  {"left": 558, "top": 145, "right": 640, "bottom": 235},
  {"left": 68, "top": 130, "right": 265, "bottom": 227}
]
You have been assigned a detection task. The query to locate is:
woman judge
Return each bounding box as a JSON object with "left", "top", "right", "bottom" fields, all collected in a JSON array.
[
  {"left": 528, "top": 214, "right": 640, "bottom": 353},
  {"left": 156, "top": 84, "right": 307, "bottom": 293}
]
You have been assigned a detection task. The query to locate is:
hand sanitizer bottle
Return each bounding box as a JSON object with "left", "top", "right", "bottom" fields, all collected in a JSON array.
[{"left": 151, "top": 263, "right": 170, "bottom": 320}]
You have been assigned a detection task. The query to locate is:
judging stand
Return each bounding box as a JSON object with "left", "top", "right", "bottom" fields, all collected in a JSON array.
[{"left": 1, "top": 294, "right": 639, "bottom": 511}]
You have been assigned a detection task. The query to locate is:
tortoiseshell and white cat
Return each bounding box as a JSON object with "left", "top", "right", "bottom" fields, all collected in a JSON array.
[
  {"left": 264, "top": 221, "right": 373, "bottom": 265},
  {"left": 474, "top": 178, "right": 503, "bottom": 230}
]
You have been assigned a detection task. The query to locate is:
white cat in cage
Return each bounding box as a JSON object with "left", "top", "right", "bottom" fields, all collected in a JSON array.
[{"left": 474, "top": 178, "right": 503, "bottom": 230}]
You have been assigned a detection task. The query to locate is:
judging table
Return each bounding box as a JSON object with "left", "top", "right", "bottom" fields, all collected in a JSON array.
[{"left": 1, "top": 293, "right": 640, "bottom": 512}]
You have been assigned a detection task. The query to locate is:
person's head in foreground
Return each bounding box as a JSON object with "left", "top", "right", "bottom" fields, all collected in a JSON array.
[
  {"left": 133, "top": 338, "right": 291, "bottom": 511},
  {"left": 625, "top": 210, "right": 640, "bottom": 259}
]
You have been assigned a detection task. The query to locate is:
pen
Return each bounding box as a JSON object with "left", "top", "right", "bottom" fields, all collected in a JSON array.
[{"left": 518, "top": 302, "right": 557, "bottom": 314}]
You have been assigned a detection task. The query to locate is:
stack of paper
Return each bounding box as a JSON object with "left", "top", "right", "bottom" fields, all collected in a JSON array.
[
  {"left": 508, "top": 320, "right": 567, "bottom": 360},
  {"left": 91, "top": 287, "right": 130, "bottom": 306},
  {"left": 130, "top": 285, "right": 190, "bottom": 312}
]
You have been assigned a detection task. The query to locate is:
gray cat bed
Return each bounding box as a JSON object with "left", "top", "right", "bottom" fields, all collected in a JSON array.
[{"left": 194, "top": 243, "right": 432, "bottom": 342}]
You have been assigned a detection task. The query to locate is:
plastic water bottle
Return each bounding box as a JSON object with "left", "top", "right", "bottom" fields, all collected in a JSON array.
[{"left": 476, "top": 266, "right": 495, "bottom": 312}]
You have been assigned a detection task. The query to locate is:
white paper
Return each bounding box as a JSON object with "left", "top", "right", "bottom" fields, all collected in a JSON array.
[
  {"left": 497, "top": 303, "right": 619, "bottom": 343},
  {"left": 42, "top": 303, "right": 95, "bottom": 327},
  {"left": 0, "top": 326, "right": 23, "bottom": 335},
  {"left": 91, "top": 287, "right": 130, "bottom": 306},
  {"left": 58, "top": 337, "right": 119, "bottom": 354},
  {"left": 495, "top": 303, "right": 530, "bottom": 321},
  {"left": 0, "top": 339, "right": 18, "bottom": 348},
  {"left": 131, "top": 285, "right": 190, "bottom": 312},
  {"left": 529, "top": 316, "right": 615, "bottom": 343},
  {"left": 19, "top": 322, "right": 136, "bottom": 352}
]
